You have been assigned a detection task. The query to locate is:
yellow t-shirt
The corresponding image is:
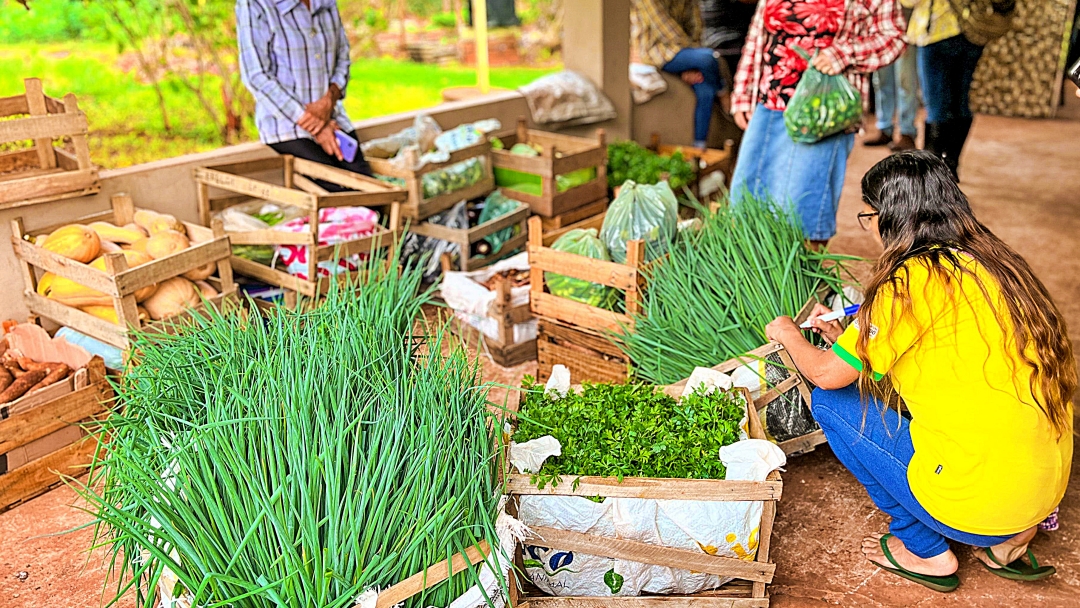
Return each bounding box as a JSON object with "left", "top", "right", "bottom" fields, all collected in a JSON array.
[
  {"left": 899, "top": 0, "right": 962, "bottom": 47},
  {"left": 833, "top": 255, "right": 1072, "bottom": 536}
]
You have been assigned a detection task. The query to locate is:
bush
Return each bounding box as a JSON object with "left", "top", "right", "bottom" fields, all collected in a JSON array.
[
  {"left": 430, "top": 11, "right": 456, "bottom": 29},
  {"left": 0, "top": 0, "right": 101, "bottom": 42}
]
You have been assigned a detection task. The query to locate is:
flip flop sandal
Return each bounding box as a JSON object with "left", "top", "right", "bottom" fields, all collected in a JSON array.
[
  {"left": 981, "top": 547, "right": 1056, "bottom": 581},
  {"left": 871, "top": 534, "right": 960, "bottom": 593}
]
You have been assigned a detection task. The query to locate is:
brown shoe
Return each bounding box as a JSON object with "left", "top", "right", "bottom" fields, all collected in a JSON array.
[
  {"left": 863, "top": 131, "right": 893, "bottom": 147},
  {"left": 889, "top": 134, "right": 917, "bottom": 152}
]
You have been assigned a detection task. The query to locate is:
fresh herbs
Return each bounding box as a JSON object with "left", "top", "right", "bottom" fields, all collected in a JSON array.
[
  {"left": 513, "top": 378, "right": 746, "bottom": 487},
  {"left": 79, "top": 258, "right": 505, "bottom": 608},
  {"left": 607, "top": 141, "right": 694, "bottom": 191},
  {"left": 618, "top": 196, "right": 856, "bottom": 385}
]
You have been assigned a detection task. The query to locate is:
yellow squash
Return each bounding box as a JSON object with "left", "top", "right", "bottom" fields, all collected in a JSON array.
[
  {"left": 141, "top": 277, "right": 200, "bottom": 320},
  {"left": 89, "top": 250, "right": 158, "bottom": 301},
  {"left": 42, "top": 225, "right": 100, "bottom": 263},
  {"left": 144, "top": 230, "right": 191, "bottom": 259},
  {"left": 80, "top": 304, "right": 150, "bottom": 326},
  {"left": 134, "top": 209, "right": 185, "bottom": 236}
]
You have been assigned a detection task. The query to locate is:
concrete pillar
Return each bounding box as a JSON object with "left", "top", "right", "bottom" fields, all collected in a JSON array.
[{"left": 561, "top": 0, "right": 632, "bottom": 140}]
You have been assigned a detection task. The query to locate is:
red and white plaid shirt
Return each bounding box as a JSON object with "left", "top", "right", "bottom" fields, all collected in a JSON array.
[{"left": 730, "top": 0, "right": 907, "bottom": 115}]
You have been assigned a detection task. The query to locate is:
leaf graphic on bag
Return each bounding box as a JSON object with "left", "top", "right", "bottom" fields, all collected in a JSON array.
[{"left": 604, "top": 568, "right": 624, "bottom": 594}]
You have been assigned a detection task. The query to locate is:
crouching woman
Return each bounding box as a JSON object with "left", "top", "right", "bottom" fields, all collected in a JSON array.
[{"left": 764, "top": 150, "right": 1074, "bottom": 592}]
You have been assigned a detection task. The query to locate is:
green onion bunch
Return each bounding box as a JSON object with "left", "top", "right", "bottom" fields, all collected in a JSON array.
[
  {"left": 78, "top": 259, "right": 506, "bottom": 608},
  {"left": 513, "top": 379, "right": 747, "bottom": 488},
  {"left": 618, "top": 196, "right": 856, "bottom": 384}
]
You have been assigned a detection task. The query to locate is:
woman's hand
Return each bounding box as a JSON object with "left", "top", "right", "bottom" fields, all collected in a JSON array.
[
  {"left": 734, "top": 111, "right": 751, "bottom": 130},
  {"left": 765, "top": 316, "right": 803, "bottom": 346},
  {"left": 811, "top": 51, "right": 844, "bottom": 76},
  {"left": 805, "top": 303, "right": 845, "bottom": 343}
]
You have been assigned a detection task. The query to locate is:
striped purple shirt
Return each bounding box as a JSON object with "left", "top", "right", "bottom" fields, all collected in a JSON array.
[{"left": 236, "top": 0, "right": 354, "bottom": 144}]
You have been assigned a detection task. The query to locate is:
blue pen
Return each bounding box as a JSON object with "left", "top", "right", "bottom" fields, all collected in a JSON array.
[{"left": 800, "top": 304, "right": 860, "bottom": 329}]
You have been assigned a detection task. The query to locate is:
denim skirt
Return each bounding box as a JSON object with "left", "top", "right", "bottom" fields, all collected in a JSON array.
[{"left": 729, "top": 104, "right": 855, "bottom": 241}]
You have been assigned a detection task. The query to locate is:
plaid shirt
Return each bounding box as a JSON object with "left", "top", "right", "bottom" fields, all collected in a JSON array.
[
  {"left": 237, "top": 0, "right": 353, "bottom": 144},
  {"left": 731, "top": 0, "right": 907, "bottom": 115},
  {"left": 631, "top": 0, "right": 703, "bottom": 67}
]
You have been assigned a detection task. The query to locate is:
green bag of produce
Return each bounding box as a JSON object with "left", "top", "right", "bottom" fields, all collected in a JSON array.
[
  {"left": 546, "top": 229, "right": 617, "bottom": 309},
  {"left": 421, "top": 157, "right": 484, "bottom": 198},
  {"left": 476, "top": 191, "right": 523, "bottom": 254},
  {"left": 600, "top": 180, "right": 678, "bottom": 264},
  {"left": 783, "top": 48, "right": 862, "bottom": 144}
]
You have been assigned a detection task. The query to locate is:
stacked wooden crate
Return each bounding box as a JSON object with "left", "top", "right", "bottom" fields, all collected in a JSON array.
[{"left": 194, "top": 156, "right": 405, "bottom": 305}]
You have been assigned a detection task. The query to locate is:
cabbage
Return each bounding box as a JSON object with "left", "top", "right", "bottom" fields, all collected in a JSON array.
[{"left": 545, "top": 229, "right": 617, "bottom": 310}]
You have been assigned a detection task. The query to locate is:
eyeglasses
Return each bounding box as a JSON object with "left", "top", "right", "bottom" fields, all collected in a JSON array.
[{"left": 857, "top": 211, "right": 879, "bottom": 231}]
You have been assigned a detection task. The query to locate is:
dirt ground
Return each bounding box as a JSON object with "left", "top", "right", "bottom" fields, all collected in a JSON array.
[{"left": 4, "top": 96, "right": 1080, "bottom": 607}]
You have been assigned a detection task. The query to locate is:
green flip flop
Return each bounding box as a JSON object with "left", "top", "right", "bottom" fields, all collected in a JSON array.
[
  {"left": 871, "top": 534, "right": 961, "bottom": 593},
  {"left": 981, "top": 547, "right": 1056, "bottom": 581}
]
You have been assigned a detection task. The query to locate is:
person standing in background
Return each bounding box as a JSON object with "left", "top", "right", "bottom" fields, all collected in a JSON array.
[
  {"left": 728, "top": 0, "right": 907, "bottom": 248},
  {"left": 237, "top": 0, "right": 373, "bottom": 185},
  {"left": 701, "top": 0, "right": 759, "bottom": 84},
  {"left": 632, "top": 0, "right": 725, "bottom": 149},
  {"left": 864, "top": 43, "right": 919, "bottom": 151},
  {"left": 901, "top": 0, "right": 983, "bottom": 180}
]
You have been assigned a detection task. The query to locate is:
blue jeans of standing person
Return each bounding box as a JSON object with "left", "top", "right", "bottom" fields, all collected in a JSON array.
[
  {"left": 729, "top": 105, "right": 854, "bottom": 241},
  {"left": 917, "top": 34, "right": 984, "bottom": 124},
  {"left": 873, "top": 46, "right": 919, "bottom": 138},
  {"left": 812, "top": 386, "right": 1015, "bottom": 558},
  {"left": 662, "top": 48, "right": 724, "bottom": 147}
]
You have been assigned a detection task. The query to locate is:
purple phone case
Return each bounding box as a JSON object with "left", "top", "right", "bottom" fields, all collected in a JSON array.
[{"left": 335, "top": 131, "right": 358, "bottom": 163}]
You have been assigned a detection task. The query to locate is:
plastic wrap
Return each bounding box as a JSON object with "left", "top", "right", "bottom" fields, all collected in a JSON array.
[
  {"left": 401, "top": 201, "right": 469, "bottom": 282},
  {"left": 599, "top": 180, "right": 678, "bottom": 264},
  {"left": 545, "top": 229, "right": 617, "bottom": 309},
  {"left": 783, "top": 49, "right": 862, "bottom": 144},
  {"left": 360, "top": 114, "right": 442, "bottom": 159},
  {"left": 476, "top": 191, "right": 523, "bottom": 254},
  {"left": 421, "top": 157, "right": 485, "bottom": 198}
]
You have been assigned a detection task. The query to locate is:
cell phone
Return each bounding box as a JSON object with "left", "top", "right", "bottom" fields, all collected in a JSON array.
[
  {"left": 1069, "top": 57, "right": 1080, "bottom": 88},
  {"left": 335, "top": 130, "right": 358, "bottom": 163}
]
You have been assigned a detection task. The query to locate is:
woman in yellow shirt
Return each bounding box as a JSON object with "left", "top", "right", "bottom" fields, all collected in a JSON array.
[{"left": 765, "top": 150, "right": 1074, "bottom": 592}]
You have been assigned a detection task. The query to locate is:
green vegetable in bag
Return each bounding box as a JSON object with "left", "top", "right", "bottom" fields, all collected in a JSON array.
[
  {"left": 421, "top": 157, "right": 484, "bottom": 198},
  {"left": 783, "top": 48, "right": 863, "bottom": 144},
  {"left": 546, "top": 229, "right": 617, "bottom": 309},
  {"left": 599, "top": 180, "right": 678, "bottom": 264},
  {"left": 476, "top": 191, "right": 523, "bottom": 255}
]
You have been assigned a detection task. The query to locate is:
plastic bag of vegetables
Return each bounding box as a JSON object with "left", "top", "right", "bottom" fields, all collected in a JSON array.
[
  {"left": 599, "top": 180, "right": 678, "bottom": 264},
  {"left": 546, "top": 229, "right": 617, "bottom": 309},
  {"left": 421, "top": 157, "right": 484, "bottom": 199},
  {"left": 476, "top": 191, "right": 523, "bottom": 255},
  {"left": 783, "top": 48, "right": 862, "bottom": 144}
]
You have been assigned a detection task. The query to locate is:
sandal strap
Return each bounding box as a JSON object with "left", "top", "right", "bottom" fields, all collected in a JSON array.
[
  {"left": 984, "top": 547, "right": 1024, "bottom": 574},
  {"left": 879, "top": 534, "right": 901, "bottom": 569},
  {"left": 1026, "top": 548, "right": 1039, "bottom": 569}
]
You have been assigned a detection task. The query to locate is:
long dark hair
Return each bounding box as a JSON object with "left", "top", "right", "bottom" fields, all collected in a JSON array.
[{"left": 857, "top": 151, "right": 1074, "bottom": 436}]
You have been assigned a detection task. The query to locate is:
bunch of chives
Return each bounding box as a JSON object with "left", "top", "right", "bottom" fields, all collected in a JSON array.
[
  {"left": 78, "top": 255, "right": 506, "bottom": 608},
  {"left": 618, "top": 196, "right": 857, "bottom": 385}
]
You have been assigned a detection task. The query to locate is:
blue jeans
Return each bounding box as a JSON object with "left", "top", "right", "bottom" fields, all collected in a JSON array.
[
  {"left": 873, "top": 47, "right": 918, "bottom": 137},
  {"left": 662, "top": 48, "right": 724, "bottom": 144},
  {"left": 917, "top": 35, "right": 984, "bottom": 124},
  {"left": 813, "top": 386, "right": 1015, "bottom": 558},
  {"left": 729, "top": 105, "right": 854, "bottom": 241}
]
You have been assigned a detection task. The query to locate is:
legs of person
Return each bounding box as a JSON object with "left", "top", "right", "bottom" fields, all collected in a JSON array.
[
  {"left": 918, "top": 36, "right": 983, "bottom": 178},
  {"left": 895, "top": 47, "right": 920, "bottom": 140},
  {"left": 269, "top": 132, "right": 372, "bottom": 192},
  {"left": 945, "top": 39, "right": 984, "bottom": 176},
  {"left": 916, "top": 42, "right": 947, "bottom": 158},
  {"left": 872, "top": 62, "right": 897, "bottom": 138},
  {"left": 663, "top": 48, "right": 723, "bottom": 146}
]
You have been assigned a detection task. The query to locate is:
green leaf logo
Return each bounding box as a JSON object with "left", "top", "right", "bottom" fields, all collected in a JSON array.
[{"left": 604, "top": 568, "right": 624, "bottom": 594}]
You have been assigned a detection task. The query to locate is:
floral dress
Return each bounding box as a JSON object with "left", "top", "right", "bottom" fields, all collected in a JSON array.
[{"left": 759, "top": 0, "right": 845, "bottom": 110}]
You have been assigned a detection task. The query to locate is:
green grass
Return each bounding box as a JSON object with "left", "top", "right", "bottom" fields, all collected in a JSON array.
[{"left": 0, "top": 42, "right": 558, "bottom": 169}]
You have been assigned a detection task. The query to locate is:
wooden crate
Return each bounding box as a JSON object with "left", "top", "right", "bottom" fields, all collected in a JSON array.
[
  {"left": 537, "top": 317, "right": 630, "bottom": 384},
  {"left": 11, "top": 194, "right": 237, "bottom": 351},
  {"left": 539, "top": 197, "right": 608, "bottom": 233},
  {"left": 413, "top": 197, "right": 530, "bottom": 272},
  {"left": 439, "top": 254, "right": 536, "bottom": 368},
  {"left": 491, "top": 119, "right": 608, "bottom": 217},
  {"left": 506, "top": 387, "right": 781, "bottom": 608},
  {"left": 648, "top": 134, "right": 736, "bottom": 200},
  {"left": 528, "top": 215, "right": 649, "bottom": 334},
  {"left": 194, "top": 155, "right": 405, "bottom": 299},
  {"left": 367, "top": 138, "right": 495, "bottom": 220},
  {"left": 0, "top": 78, "right": 99, "bottom": 209},
  {"left": 0, "top": 357, "right": 111, "bottom": 512}
]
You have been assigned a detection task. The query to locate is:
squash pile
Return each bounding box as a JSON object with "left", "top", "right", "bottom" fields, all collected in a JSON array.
[{"left": 36, "top": 210, "right": 220, "bottom": 324}]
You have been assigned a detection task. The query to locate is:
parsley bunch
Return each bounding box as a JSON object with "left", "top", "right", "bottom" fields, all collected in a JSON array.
[
  {"left": 607, "top": 141, "right": 695, "bottom": 190},
  {"left": 514, "top": 379, "right": 746, "bottom": 487}
]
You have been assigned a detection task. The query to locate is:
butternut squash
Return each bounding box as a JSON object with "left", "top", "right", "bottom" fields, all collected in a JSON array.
[
  {"left": 89, "top": 221, "right": 148, "bottom": 245},
  {"left": 194, "top": 280, "right": 219, "bottom": 298},
  {"left": 42, "top": 225, "right": 100, "bottom": 263},
  {"left": 144, "top": 230, "right": 191, "bottom": 260},
  {"left": 183, "top": 261, "right": 215, "bottom": 281},
  {"left": 134, "top": 209, "right": 185, "bottom": 236},
  {"left": 141, "top": 277, "right": 200, "bottom": 320}
]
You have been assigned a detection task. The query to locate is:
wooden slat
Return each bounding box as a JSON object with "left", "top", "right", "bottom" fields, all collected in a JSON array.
[
  {"left": 0, "top": 94, "right": 29, "bottom": 117},
  {"left": 462, "top": 232, "right": 528, "bottom": 271},
  {"left": 53, "top": 147, "right": 79, "bottom": 171},
  {"left": 523, "top": 526, "right": 774, "bottom": 583},
  {"left": 25, "top": 79, "right": 57, "bottom": 170},
  {"left": 292, "top": 173, "right": 330, "bottom": 195},
  {"left": 229, "top": 256, "right": 317, "bottom": 298},
  {"left": 0, "top": 385, "right": 107, "bottom": 454},
  {"left": 0, "top": 438, "right": 97, "bottom": 510},
  {"left": 316, "top": 189, "right": 407, "bottom": 209},
  {"left": 542, "top": 212, "right": 608, "bottom": 246},
  {"left": 407, "top": 178, "right": 495, "bottom": 220},
  {"left": 531, "top": 292, "right": 633, "bottom": 334},
  {"left": 776, "top": 429, "right": 827, "bottom": 456},
  {"left": 201, "top": 156, "right": 284, "bottom": 176},
  {"left": 293, "top": 158, "right": 407, "bottom": 196},
  {"left": 0, "top": 112, "right": 86, "bottom": 143},
  {"left": 3, "top": 378, "right": 73, "bottom": 417},
  {"left": 491, "top": 150, "right": 552, "bottom": 176},
  {"left": 376, "top": 541, "right": 490, "bottom": 608},
  {"left": 528, "top": 245, "right": 639, "bottom": 291},
  {"left": 518, "top": 597, "right": 768, "bottom": 608},
  {"left": 193, "top": 167, "right": 316, "bottom": 209},
  {"left": 754, "top": 376, "right": 801, "bottom": 411},
  {"left": 537, "top": 338, "right": 628, "bottom": 385},
  {"left": 0, "top": 149, "right": 40, "bottom": 174},
  {"left": 551, "top": 146, "right": 606, "bottom": 176},
  {"left": 506, "top": 475, "right": 781, "bottom": 501},
  {"left": 10, "top": 237, "right": 119, "bottom": 295},
  {"left": 314, "top": 228, "right": 395, "bottom": 261},
  {"left": 544, "top": 178, "right": 608, "bottom": 217},
  {"left": 206, "top": 194, "right": 256, "bottom": 213},
  {"left": 226, "top": 229, "right": 312, "bottom": 246},
  {"left": 112, "top": 237, "right": 232, "bottom": 294},
  {"left": 540, "top": 199, "right": 607, "bottom": 232},
  {"left": 24, "top": 292, "right": 129, "bottom": 349},
  {"left": 467, "top": 205, "right": 530, "bottom": 241},
  {"left": 0, "top": 169, "right": 98, "bottom": 207},
  {"left": 409, "top": 220, "right": 468, "bottom": 244}
]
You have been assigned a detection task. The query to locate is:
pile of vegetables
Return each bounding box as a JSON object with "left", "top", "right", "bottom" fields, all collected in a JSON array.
[
  {"left": 545, "top": 228, "right": 618, "bottom": 309},
  {"left": 0, "top": 349, "right": 72, "bottom": 404},
  {"left": 491, "top": 138, "right": 597, "bottom": 197},
  {"left": 607, "top": 141, "right": 693, "bottom": 191},
  {"left": 617, "top": 196, "right": 854, "bottom": 384},
  {"left": 514, "top": 379, "right": 747, "bottom": 487},
  {"left": 79, "top": 260, "right": 506, "bottom": 608},
  {"left": 34, "top": 210, "right": 219, "bottom": 325}
]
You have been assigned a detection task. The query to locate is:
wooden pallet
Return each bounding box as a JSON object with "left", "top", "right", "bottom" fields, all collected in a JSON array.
[
  {"left": 412, "top": 197, "right": 530, "bottom": 272},
  {"left": 0, "top": 78, "right": 99, "bottom": 209},
  {"left": 12, "top": 194, "right": 237, "bottom": 351},
  {"left": 367, "top": 138, "right": 495, "bottom": 220},
  {"left": 539, "top": 198, "right": 608, "bottom": 233},
  {"left": 0, "top": 357, "right": 111, "bottom": 512},
  {"left": 194, "top": 155, "right": 405, "bottom": 300},
  {"left": 492, "top": 118, "right": 608, "bottom": 217},
  {"left": 507, "top": 386, "right": 780, "bottom": 607}
]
